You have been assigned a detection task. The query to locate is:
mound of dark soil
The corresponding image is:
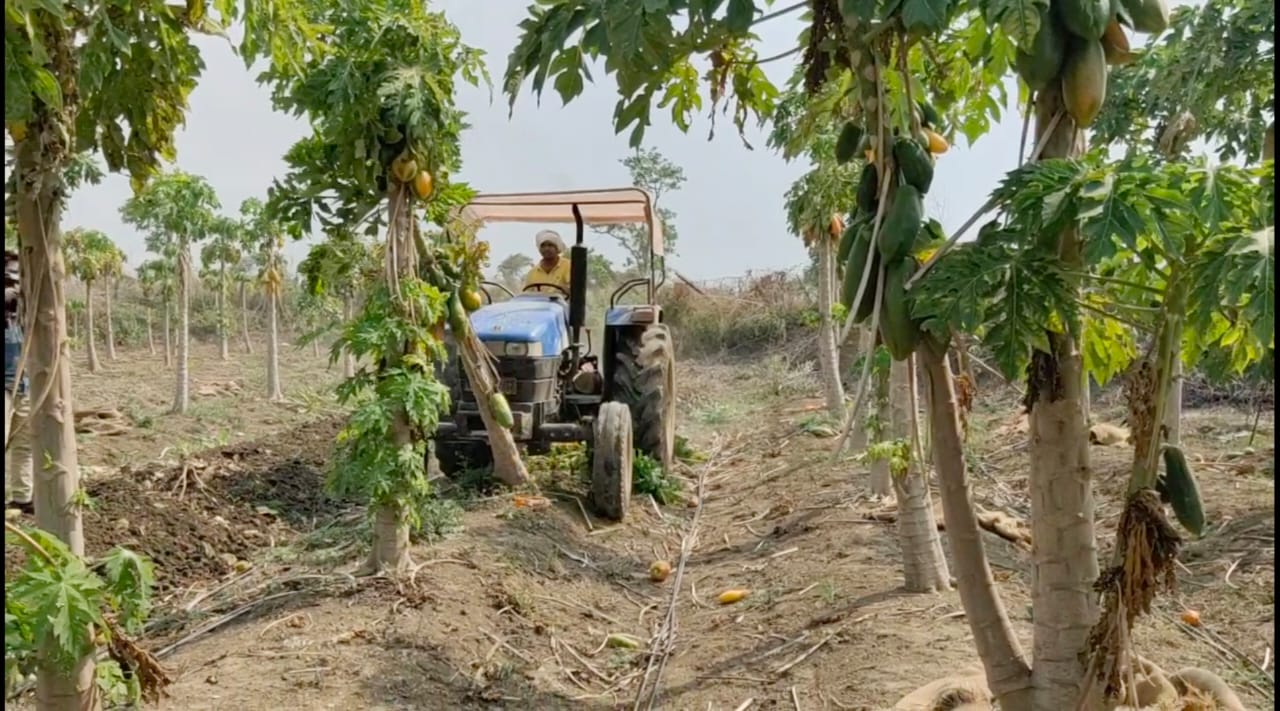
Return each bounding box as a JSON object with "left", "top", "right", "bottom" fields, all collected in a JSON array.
[{"left": 6, "top": 416, "right": 350, "bottom": 594}]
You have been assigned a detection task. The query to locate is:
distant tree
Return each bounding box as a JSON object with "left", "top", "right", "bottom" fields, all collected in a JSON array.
[
  {"left": 121, "top": 171, "right": 221, "bottom": 414},
  {"left": 62, "top": 228, "right": 124, "bottom": 372},
  {"left": 495, "top": 252, "right": 533, "bottom": 290},
  {"left": 594, "top": 147, "right": 685, "bottom": 273},
  {"left": 201, "top": 217, "right": 245, "bottom": 360}
]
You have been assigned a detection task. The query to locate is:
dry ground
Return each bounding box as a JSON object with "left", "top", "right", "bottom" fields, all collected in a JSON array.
[{"left": 5, "top": 342, "right": 1274, "bottom": 710}]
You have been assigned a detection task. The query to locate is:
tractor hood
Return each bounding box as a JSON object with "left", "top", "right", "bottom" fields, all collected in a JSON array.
[{"left": 469, "top": 297, "right": 568, "bottom": 356}]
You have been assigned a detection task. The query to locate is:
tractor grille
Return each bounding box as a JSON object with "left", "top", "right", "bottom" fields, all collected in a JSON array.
[{"left": 458, "top": 355, "right": 560, "bottom": 405}]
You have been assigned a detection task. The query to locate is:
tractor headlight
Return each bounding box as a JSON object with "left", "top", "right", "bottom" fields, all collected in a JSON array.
[{"left": 503, "top": 342, "right": 542, "bottom": 357}]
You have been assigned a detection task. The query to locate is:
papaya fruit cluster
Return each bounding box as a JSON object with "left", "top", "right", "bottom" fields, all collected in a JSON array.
[
  {"left": 834, "top": 100, "right": 947, "bottom": 361},
  {"left": 1014, "top": 0, "right": 1169, "bottom": 127}
]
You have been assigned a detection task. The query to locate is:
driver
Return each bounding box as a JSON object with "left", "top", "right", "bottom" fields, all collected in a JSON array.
[{"left": 523, "top": 230, "right": 572, "bottom": 295}]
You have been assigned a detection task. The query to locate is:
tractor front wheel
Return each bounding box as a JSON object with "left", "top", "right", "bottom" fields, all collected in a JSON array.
[
  {"left": 434, "top": 441, "right": 493, "bottom": 479},
  {"left": 591, "top": 402, "right": 633, "bottom": 521},
  {"left": 612, "top": 324, "right": 676, "bottom": 473}
]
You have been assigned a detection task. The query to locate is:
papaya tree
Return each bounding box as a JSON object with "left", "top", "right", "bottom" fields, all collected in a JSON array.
[
  {"left": 238, "top": 198, "right": 288, "bottom": 401},
  {"left": 1091, "top": 0, "right": 1274, "bottom": 446},
  {"left": 5, "top": 1, "right": 314, "bottom": 704},
  {"left": 121, "top": 171, "right": 221, "bottom": 414},
  {"left": 297, "top": 226, "right": 379, "bottom": 378},
  {"left": 136, "top": 258, "right": 174, "bottom": 360},
  {"left": 201, "top": 217, "right": 245, "bottom": 361},
  {"left": 62, "top": 228, "right": 123, "bottom": 373},
  {"left": 504, "top": 0, "right": 1243, "bottom": 707},
  {"left": 263, "top": 0, "right": 529, "bottom": 575}
]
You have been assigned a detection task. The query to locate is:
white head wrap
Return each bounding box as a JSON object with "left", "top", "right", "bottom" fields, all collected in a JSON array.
[{"left": 536, "top": 229, "right": 566, "bottom": 253}]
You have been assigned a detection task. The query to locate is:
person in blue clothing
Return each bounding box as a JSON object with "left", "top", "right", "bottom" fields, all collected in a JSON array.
[{"left": 5, "top": 249, "right": 33, "bottom": 515}]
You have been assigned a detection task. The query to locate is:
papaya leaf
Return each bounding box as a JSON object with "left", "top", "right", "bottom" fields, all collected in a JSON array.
[
  {"left": 988, "top": 0, "right": 1047, "bottom": 49},
  {"left": 902, "top": 0, "right": 953, "bottom": 35},
  {"left": 1082, "top": 312, "right": 1137, "bottom": 386}
]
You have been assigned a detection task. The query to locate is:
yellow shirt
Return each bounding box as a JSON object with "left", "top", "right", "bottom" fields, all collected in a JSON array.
[{"left": 523, "top": 258, "right": 572, "bottom": 292}]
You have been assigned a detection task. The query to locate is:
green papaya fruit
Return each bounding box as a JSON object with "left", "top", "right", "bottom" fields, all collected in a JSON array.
[
  {"left": 1056, "top": 0, "right": 1111, "bottom": 40},
  {"left": 836, "top": 217, "right": 864, "bottom": 266},
  {"left": 1014, "top": 8, "right": 1067, "bottom": 91},
  {"left": 447, "top": 291, "right": 469, "bottom": 334},
  {"left": 1161, "top": 445, "right": 1205, "bottom": 537},
  {"left": 856, "top": 162, "right": 879, "bottom": 214},
  {"left": 916, "top": 100, "right": 941, "bottom": 129},
  {"left": 893, "top": 136, "right": 935, "bottom": 194},
  {"left": 841, "top": 226, "right": 879, "bottom": 323},
  {"left": 878, "top": 185, "right": 924, "bottom": 265},
  {"left": 1061, "top": 39, "right": 1108, "bottom": 127},
  {"left": 835, "top": 122, "right": 865, "bottom": 164},
  {"left": 879, "top": 259, "right": 922, "bottom": 360},
  {"left": 489, "top": 392, "right": 515, "bottom": 430}
]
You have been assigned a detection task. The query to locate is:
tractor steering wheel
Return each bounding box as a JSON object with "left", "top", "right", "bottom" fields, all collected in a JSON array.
[
  {"left": 479, "top": 280, "right": 513, "bottom": 304},
  {"left": 522, "top": 283, "right": 570, "bottom": 299}
]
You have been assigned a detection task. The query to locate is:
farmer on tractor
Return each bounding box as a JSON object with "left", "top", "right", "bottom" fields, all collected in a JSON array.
[{"left": 523, "top": 229, "right": 572, "bottom": 295}]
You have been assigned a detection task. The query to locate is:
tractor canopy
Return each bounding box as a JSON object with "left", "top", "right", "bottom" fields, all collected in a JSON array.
[{"left": 452, "top": 187, "right": 665, "bottom": 257}]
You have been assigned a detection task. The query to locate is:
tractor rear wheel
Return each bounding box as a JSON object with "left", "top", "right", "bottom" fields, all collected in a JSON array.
[
  {"left": 591, "top": 402, "right": 633, "bottom": 521},
  {"left": 612, "top": 324, "right": 676, "bottom": 474}
]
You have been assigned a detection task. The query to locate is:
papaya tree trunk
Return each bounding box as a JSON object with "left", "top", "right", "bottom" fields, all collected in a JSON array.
[
  {"left": 173, "top": 248, "right": 191, "bottom": 414},
  {"left": 920, "top": 344, "right": 1032, "bottom": 707},
  {"left": 16, "top": 130, "right": 98, "bottom": 710},
  {"left": 146, "top": 308, "right": 155, "bottom": 356},
  {"left": 362, "top": 184, "right": 417, "bottom": 575},
  {"left": 1162, "top": 325, "right": 1183, "bottom": 449},
  {"left": 240, "top": 282, "right": 253, "bottom": 354},
  {"left": 266, "top": 289, "right": 283, "bottom": 401},
  {"left": 890, "top": 356, "right": 951, "bottom": 592},
  {"left": 869, "top": 361, "right": 892, "bottom": 498},
  {"left": 83, "top": 278, "right": 100, "bottom": 373},
  {"left": 218, "top": 265, "right": 229, "bottom": 361},
  {"left": 104, "top": 279, "right": 116, "bottom": 361},
  {"left": 816, "top": 235, "right": 845, "bottom": 418},
  {"left": 342, "top": 292, "right": 356, "bottom": 379},
  {"left": 162, "top": 300, "right": 172, "bottom": 367},
  {"left": 1026, "top": 87, "right": 1100, "bottom": 710}
]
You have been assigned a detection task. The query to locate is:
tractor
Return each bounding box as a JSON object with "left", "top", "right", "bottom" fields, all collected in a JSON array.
[{"left": 432, "top": 188, "right": 676, "bottom": 521}]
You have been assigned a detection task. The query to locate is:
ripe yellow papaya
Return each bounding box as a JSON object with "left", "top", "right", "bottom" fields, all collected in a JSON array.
[
  {"left": 1120, "top": 0, "right": 1170, "bottom": 34},
  {"left": 923, "top": 129, "right": 949, "bottom": 155},
  {"left": 413, "top": 171, "right": 434, "bottom": 200},
  {"left": 391, "top": 152, "right": 418, "bottom": 184},
  {"left": 879, "top": 259, "right": 922, "bottom": 360},
  {"left": 1061, "top": 40, "right": 1107, "bottom": 127},
  {"left": 1056, "top": 0, "right": 1111, "bottom": 40},
  {"left": 1014, "top": 8, "right": 1067, "bottom": 91},
  {"left": 878, "top": 185, "right": 924, "bottom": 265},
  {"left": 460, "top": 287, "right": 484, "bottom": 312}
]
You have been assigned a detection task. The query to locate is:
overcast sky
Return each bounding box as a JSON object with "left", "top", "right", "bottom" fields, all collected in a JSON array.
[{"left": 61, "top": 1, "right": 1189, "bottom": 282}]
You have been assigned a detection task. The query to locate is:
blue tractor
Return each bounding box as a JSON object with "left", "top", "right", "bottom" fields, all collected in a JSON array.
[{"left": 432, "top": 188, "right": 676, "bottom": 521}]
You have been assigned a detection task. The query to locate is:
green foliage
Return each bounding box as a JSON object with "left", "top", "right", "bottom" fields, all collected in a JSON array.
[
  {"left": 1093, "top": 0, "right": 1274, "bottom": 162},
  {"left": 263, "top": 0, "right": 488, "bottom": 236},
  {"left": 5, "top": 527, "right": 154, "bottom": 702},
  {"left": 862, "top": 438, "right": 912, "bottom": 477},
  {"left": 632, "top": 450, "right": 682, "bottom": 505},
  {"left": 298, "top": 227, "right": 378, "bottom": 298},
  {"left": 914, "top": 154, "right": 1273, "bottom": 383},
  {"left": 62, "top": 228, "right": 125, "bottom": 284},
  {"left": 121, "top": 170, "right": 222, "bottom": 263},
  {"left": 328, "top": 278, "right": 451, "bottom": 519},
  {"left": 5, "top": 1, "right": 315, "bottom": 190}
]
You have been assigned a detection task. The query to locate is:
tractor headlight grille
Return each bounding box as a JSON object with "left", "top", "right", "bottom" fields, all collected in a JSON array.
[{"left": 484, "top": 341, "right": 543, "bottom": 357}]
